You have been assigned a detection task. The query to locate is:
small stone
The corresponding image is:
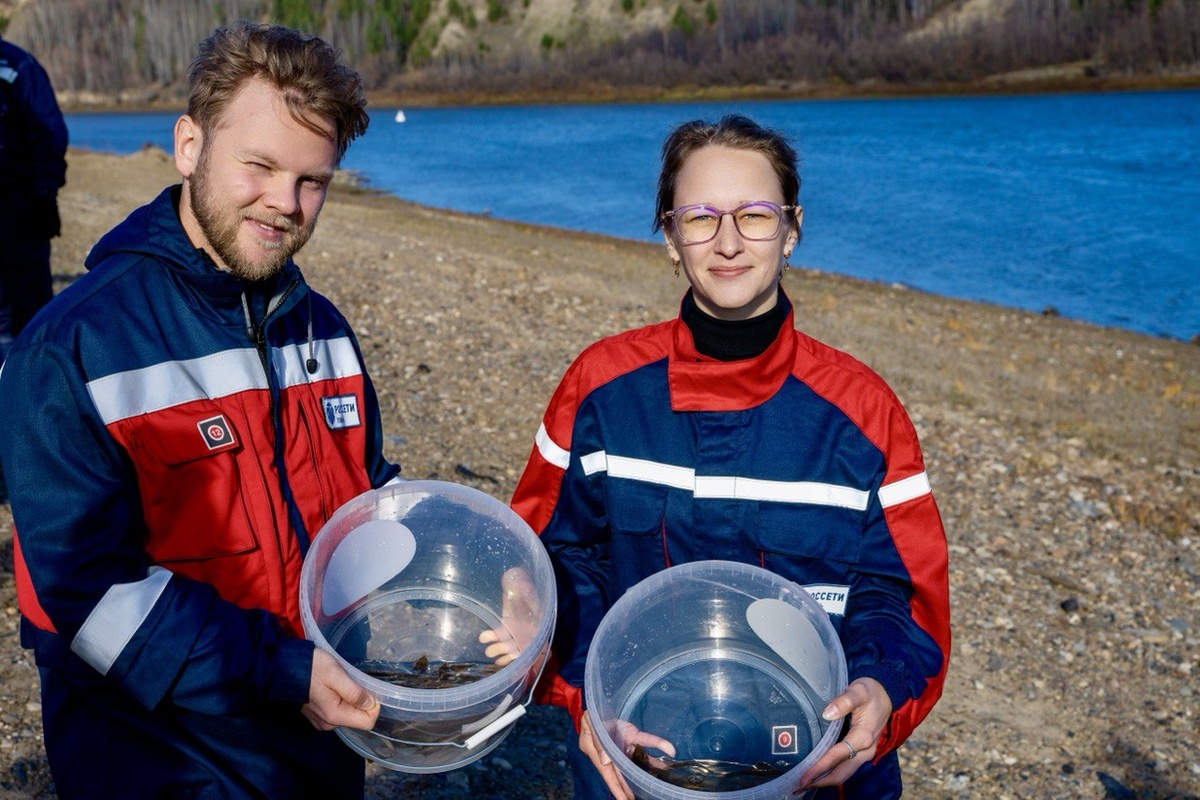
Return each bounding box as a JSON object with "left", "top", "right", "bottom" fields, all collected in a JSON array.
[{"left": 945, "top": 773, "right": 970, "bottom": 790}]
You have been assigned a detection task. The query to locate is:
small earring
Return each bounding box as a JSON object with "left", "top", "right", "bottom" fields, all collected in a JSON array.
[
  {"left": 780, "top": 253, "right": 791, "bottom": 279},
  {"left": 672, "top": 259, "right": 681, "bottom": 278}
]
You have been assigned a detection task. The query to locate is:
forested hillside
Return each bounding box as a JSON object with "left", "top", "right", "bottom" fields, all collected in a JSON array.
[{"left": 2, "top": 0, "right": 1198, "bottom": 104}]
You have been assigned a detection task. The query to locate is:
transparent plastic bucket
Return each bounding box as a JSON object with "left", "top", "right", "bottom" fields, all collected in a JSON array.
[
  {"left": 299, "top": 480, "right": 556, "bottom": 773},
  {"left": 584, "top": 561, "right": 847, "bottom": 799}
]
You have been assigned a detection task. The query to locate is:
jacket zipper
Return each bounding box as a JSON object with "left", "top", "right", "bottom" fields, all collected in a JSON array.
[
  {"left": 242, "top": 279, "right": 303, "bottom": 616},
  {"left": 244, "top": 279, "right": 301, "bottom": 431}
]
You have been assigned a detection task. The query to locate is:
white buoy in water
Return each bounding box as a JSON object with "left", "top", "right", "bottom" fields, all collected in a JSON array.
[{"left": 394, "top": 109, "right": 406, "bottom": 123}]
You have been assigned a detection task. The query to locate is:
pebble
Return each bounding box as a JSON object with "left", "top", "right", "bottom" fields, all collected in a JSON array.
[{"left": 945, "top": 773, "right": 971, "bottom": 790}]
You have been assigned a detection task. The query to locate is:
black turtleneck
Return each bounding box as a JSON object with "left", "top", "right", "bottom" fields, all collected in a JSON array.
[{"left": 681, "top": 289, "right": 789, "bottom": 362}]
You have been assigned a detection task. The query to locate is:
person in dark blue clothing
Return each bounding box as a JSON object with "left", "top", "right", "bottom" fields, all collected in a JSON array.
[
  {"left": 0, "top": 32, "right": 68, "bottom": 502},
  {"left": 0, "top": 22, "right": 398, "bottom": 799},
  {"left": 511, "top": 115, "right": 951, "bottom": 799},
  {"left": 0, "top": 32, "right": 67, "bottom": 365}
]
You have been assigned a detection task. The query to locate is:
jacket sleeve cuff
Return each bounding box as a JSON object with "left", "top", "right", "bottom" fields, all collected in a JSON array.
[
  {"left": 535, "top": 671, "right": 586, "bottom": 732},
  {"left": 853, "top": 660, "right": 912, "bottom": 720},
  {"left": 269, "top": 638, "right": 316, "bottom": 704}
]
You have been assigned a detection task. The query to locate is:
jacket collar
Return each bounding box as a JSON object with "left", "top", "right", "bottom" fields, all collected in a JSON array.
[
  {"left": 85, "top": 185, "right": 307, "bottom": 323},
  {"left": 667, "top": 291, "right": 796, "bottom": 412}
]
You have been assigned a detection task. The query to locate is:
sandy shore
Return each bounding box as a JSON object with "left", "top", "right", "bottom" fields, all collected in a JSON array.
[{"left": 1, "top": 148, "right": 1197, "bottom": 799}]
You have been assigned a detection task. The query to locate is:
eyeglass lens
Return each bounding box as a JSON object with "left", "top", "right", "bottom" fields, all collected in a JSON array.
[{"left": 676, "top": 203, "right": 784, "bottom": 243}]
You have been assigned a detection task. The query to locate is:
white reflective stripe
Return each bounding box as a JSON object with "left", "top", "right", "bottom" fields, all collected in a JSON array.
[
  {"left": 71, "top": 567, "right": 172, "bottom": 676},
  {"left": 535, "top": 423, "right": 570, "bottom": 470},
  {"left": 696, "top": 476, "right": 869, "bottom": 511},
  {"left": 878, "top": 471, "right": 932, "bottom": 508},
  {"left": 607, "top": 454, "right": 696, "bottom": 491},
  {"left": 586, "top": 453, "right": 867, "bottom": 510},
  {"left": 579, "top": 450, "right": 607, "bottom": 476},
  {"left": 695, "top": 475, "right": 738, "bottom": 497},
  {"left": 87, "top": 348, "right": 265, "bottom": 424},
  {"left": 87, "top": 339, "right": 363, "bottom": 425},
  {"left": 271, "top": 336, "right": 362, "bottom": 387}
]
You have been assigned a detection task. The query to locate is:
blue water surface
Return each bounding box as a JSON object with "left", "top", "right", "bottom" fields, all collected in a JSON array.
[{"left": 66, "top": 91, "right": 1200, "bottom": 341}]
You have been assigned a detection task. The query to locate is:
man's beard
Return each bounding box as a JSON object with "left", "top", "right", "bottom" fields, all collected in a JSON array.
[{"left": 189, "top": 148, "right": 316, "bottom": 282}]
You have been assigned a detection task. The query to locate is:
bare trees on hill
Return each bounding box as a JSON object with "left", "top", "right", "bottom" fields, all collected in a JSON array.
[
  {"left": 395, "top": 0, "right": 1199, "bottom": 95},
  {"left": 4, "top": 0, "right": 1198, "bottom": 99},
  {"left": 10, "top": 0, "right": 263, "bottom": 95},
  {"left": 5, "top": 0, "right": 422, "bottom": 95}
]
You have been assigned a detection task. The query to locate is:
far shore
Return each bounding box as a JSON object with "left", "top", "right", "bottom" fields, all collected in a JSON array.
[{"left": 55, "top": 69, "right": 1200, "bottom": 114}]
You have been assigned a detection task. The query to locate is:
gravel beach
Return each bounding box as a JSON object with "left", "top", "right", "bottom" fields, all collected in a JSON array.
[{"left": 1, "top": 148, "right": 1197, "bottom": 799}]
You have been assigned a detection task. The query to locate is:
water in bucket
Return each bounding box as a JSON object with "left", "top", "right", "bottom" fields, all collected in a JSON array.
[
  {"left": 299, "top": 481, "right": 556, "bottom": 773},
  {"left": 585, "top": 561, "right": 847, "bottom": 800}
]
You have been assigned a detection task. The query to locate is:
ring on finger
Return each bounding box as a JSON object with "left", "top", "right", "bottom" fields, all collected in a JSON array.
[{"left": 842, "top": 740, "right": 857, "bottom": 761}]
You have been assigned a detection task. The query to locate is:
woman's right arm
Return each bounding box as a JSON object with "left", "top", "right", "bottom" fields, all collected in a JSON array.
[{"left": 510, "top": 357, "right": 613, "bottom": 728}]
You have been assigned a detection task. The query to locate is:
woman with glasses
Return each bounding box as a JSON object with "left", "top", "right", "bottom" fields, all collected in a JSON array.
[{"left": 509, "top": 115, "right": 950, "bottom": 800}]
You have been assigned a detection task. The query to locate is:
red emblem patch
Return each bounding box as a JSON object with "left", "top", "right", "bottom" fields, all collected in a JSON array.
[{"left": 198, "top": 415, "right": 235, "bottom": 450}]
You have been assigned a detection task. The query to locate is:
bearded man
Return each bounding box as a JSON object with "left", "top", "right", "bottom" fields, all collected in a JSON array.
[{"left": 0, "top": 22, "right": 400, "bottom": 799}]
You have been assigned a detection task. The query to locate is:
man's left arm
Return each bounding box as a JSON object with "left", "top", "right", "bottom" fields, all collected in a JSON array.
[{"left": 337, "top": 316, "right": 400, "bottom": 489}]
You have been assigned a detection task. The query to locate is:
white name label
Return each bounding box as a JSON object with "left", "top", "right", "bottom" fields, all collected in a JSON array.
[
  {"left": 322, "top": 394, "right": 361, "bottom": 430},
  {"left": 803, "top": 584, "right": 849, "bottom": 616}
]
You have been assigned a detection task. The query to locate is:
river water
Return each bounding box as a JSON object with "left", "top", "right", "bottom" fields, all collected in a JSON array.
[{"left": 66, "top": 90, "right": 1200, "bottom": 341}]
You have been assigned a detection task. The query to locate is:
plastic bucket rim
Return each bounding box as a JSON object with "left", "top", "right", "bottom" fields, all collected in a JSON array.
[
  {"left": 299, "top": 480, "right": 557, "bottom": 712},
  {"left": 583, "top": 559, "right": 849, "bottom": 800}
]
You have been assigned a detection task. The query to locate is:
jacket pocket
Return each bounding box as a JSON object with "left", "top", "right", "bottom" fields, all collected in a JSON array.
[
  {"left": 122, "top": 404, "right": 260, "bottom": 562},
  {"left": 754, "top": 504, "right": 863, "bottom": 566},
  {"left": 607, "top": 479, "right": 670, "bottom": 585},
  {"left": 281, "top": 388, "right": 371, "bottom": 539},
  {"left": 608, "top": 479, "right": 668, "bottom": 538},
  {"left": 291, "top": 401, "right": 332, "bottom": 522}
]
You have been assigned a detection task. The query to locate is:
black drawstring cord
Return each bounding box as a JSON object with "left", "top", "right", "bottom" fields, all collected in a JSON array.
[
  {"left": 240, "top": 292, "right": 255, "bottom": 344},
  {"left": 243, "top": 284, "right": 317, "bottom": 374},
  {"left": 305, "top": 293, "right": 319, "bottom": 375}
]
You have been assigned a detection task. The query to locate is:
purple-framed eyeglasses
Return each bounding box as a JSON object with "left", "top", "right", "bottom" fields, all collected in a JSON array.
[{"left": 661, "top": 201, "right": 796, "bottom": 245}]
